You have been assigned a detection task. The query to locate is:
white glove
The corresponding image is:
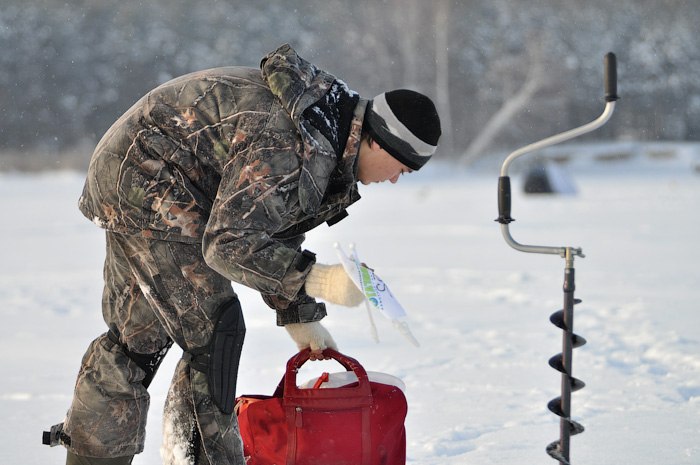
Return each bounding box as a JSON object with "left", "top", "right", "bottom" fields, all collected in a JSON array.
[
  {"left": 304, "top": 263, "right": 365, "bottom": 307},
  {"left": 285, "top": 321, "right": 338, "bottom": 358}
]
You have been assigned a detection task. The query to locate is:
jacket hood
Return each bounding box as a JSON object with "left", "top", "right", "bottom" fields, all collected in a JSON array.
[{"left": 260, "top": 44, "right": 361, "bottom": 215}]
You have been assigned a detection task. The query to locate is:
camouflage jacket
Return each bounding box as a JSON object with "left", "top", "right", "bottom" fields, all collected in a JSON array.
[{"left": 79, "top": 44, "right": 366, "bottom": 324}]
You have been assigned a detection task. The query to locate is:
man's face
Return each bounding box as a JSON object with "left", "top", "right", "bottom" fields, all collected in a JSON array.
[{"left": 357, "top": 140, "right": 413, "bottom": 185}]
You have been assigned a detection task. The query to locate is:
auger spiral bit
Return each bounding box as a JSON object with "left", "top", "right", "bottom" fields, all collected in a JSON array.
[
  {"left": 545, "top": 276, "right": 587, "bottom": 465},
  {"left": 496, "top": 54, "right": 618, "bottom": 464}
]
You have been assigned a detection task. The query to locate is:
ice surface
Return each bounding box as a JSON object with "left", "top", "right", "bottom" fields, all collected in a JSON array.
[{"left": 2, "top": 149, "right": 699, "bottom": 464}]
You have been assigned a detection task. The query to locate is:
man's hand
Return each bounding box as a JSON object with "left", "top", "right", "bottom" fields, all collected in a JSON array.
[
  {"left": 304, "top": 264, "right": 365, "bottom": 307},
  {"left": 285, "top": 321, "right": 338, "bottom": 360}
]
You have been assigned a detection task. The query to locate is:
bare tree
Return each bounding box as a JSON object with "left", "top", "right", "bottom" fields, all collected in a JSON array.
[
  {"left": 434, "top": 0, "right": 453, "bottom": 155},
  {"left": 390, "top": 0, "right": 421, "bottom": 88},
  {"left": 459, "top": 40, "right": 546, "bottom": 166}
]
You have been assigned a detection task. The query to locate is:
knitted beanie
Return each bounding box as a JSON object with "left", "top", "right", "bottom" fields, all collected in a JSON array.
[{"left": 365, "top": 89, "right": 441, "bottom": 170}]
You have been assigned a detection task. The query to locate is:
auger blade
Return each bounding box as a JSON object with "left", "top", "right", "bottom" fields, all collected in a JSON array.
[
  {"left": 571, "top": 377, "right": 586, "bottom": 392},
  {"left": 546, "top": 440, "right": 571, "bottom": 465},
  {"left": 548, "top": 353, "right": 564, "bottom": 372},
  {"left": 547, "top": 397, "right": 564, "bottom": 416},
  {"left": 570, "top": 419, "right": 585, "bottom": 435},
  {"left": 550, "top": 300, "right": 583, "bottom": 329},
  {"left": 550, "top": 310, "right": 565, "bottom": 330}
]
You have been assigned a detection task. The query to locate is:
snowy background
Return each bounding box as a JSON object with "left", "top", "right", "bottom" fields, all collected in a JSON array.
[
  {"left": 2, "top": 142, "right": 698, "bottom": 464},
  {"left": 3, "top": 1, "right": 699, "bottom": 463}
]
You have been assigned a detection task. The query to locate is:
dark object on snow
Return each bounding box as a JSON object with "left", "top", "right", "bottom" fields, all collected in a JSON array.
[
  {"left": 523, "top": 161, "right": 577, "bottom": 195},
  {"left": 524, "top": 162, "right": 553, "bottom": 193}
]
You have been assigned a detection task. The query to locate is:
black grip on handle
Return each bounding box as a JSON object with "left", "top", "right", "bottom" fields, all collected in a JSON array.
[
  {"left": 604, "top": 52, "right": 619, "bottom": 102},
  {"left": 496, "top": 176, "right": 514, "bottom": 224}
]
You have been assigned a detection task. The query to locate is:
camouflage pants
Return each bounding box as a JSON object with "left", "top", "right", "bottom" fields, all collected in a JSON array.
[{"left": 63, "top": 232, "right": 245, "bottom": 464}]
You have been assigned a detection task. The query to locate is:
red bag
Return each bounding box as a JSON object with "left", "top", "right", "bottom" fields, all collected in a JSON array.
[{"left": 235, "top": 349, "right": 407, "bottom": 465}]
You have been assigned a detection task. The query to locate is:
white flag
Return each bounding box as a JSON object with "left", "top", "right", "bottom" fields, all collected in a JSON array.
[{"left": 335, "top": 243, "right": 420, "bottom": 347}]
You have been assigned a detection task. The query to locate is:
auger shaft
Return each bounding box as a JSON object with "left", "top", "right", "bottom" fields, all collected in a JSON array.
[{"left": 559, "top": 259, "right": 576, "bottom": 462}]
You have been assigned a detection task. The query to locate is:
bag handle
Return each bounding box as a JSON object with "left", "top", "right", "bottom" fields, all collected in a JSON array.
[{"left": 279, "top": 348, "right": 373, "bottom": 409}]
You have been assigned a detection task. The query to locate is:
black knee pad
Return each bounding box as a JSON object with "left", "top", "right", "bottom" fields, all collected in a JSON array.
[{"left": 183, "top": 297, "right": 246, "bottom": 414}]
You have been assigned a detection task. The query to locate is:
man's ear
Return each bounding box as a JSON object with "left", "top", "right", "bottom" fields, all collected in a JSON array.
[{"left": 369, "top": 139, "right": 382, "bottom": 152}]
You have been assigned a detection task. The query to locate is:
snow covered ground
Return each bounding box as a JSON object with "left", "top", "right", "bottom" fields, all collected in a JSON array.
[{"left": 2, "top": 146, "right": 699, "bottom": 464}]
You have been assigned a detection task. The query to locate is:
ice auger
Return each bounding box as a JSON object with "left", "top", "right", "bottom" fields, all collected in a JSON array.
[{"left": 496, "top": 53, "right": 619, "bottom": 465}]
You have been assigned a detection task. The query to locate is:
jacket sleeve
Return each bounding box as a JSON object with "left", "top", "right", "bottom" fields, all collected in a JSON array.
[{"left": 201, "top": 127, "right": 326, "bottom": 324}]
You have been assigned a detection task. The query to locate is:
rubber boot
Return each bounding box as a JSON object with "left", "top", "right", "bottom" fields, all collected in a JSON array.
[{"left": 66, "top": 450, "right": 134, "bottom": 465}]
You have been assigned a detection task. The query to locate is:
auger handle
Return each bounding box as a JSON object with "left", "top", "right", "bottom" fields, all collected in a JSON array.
[
  {"left": 496, "top": 176, "right": 513, "bottom": 225},
  {"left": 497, "top": 52, "right": 619, "bottom": 257},
  {"left": 604, "top": 52, "right": 619, "bottom": 102}
]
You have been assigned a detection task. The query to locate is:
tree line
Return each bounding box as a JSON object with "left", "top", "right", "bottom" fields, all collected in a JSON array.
[{"left": 2, "top": 0, "right": 697, "bottom": 168}]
